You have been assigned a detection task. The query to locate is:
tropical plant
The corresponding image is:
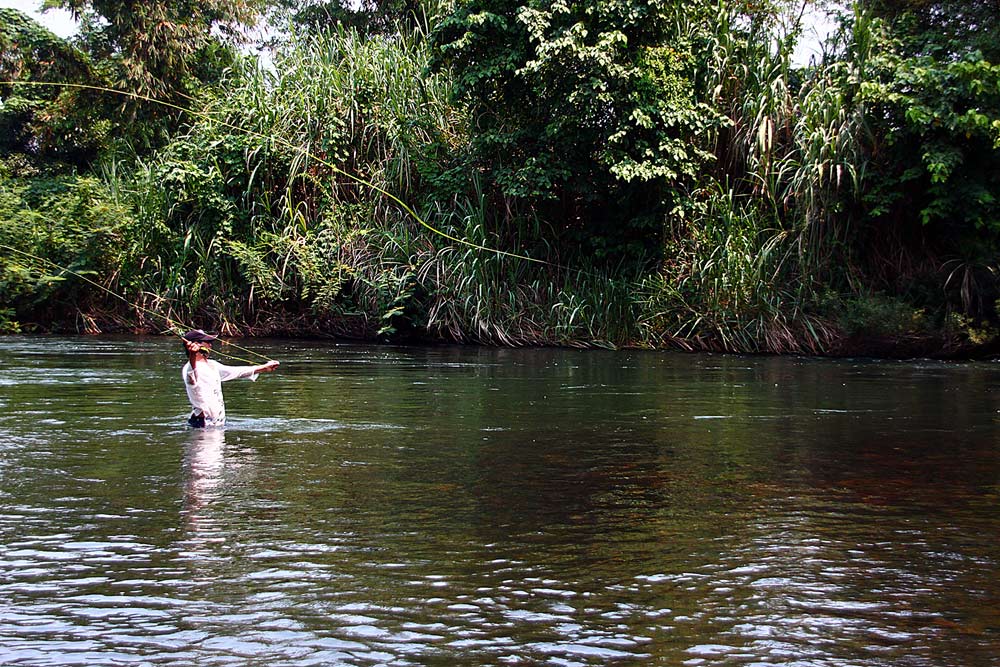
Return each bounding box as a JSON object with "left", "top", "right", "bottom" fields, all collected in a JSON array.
[
  {"left": 0, "top": 175, "right": 128, "bottom": 332},
  {"left": 429, "top": 0, "right": 734, "bottom": 266},
  {"left": 0, "top": 8, "right": 110, "bottom": 169}
]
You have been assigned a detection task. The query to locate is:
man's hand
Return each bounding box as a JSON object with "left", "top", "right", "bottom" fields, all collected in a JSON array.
[
  {"left": 259, "top": 360, "right": 280, "bottom": 373},
  {"left": 183, "top": 338, "right": 202, "bottom": 355}
]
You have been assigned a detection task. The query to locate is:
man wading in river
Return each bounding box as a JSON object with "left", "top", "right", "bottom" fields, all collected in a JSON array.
[{"left": 182, "top": 330, "right": 279, "bottom": 427}]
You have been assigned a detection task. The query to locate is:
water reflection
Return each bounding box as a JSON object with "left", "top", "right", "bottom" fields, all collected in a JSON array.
[
  {"left": 179, "top": 427, "right": 261, "bottom": 553},
  {"left": 184, "top": 427, "right": 227, "bottom": 511},
  {"left": 1, "top": 338, "right": 999, "bottom": 665}
]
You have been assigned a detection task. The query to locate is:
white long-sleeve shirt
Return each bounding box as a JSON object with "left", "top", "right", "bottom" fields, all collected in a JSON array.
[{"left": 182, "top": 359, "right": 259, "bottom": 425}]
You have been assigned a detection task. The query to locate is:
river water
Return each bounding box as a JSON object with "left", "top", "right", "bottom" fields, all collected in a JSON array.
[{"left": 1, "top": 336, "right": 998, "bottom": 666}]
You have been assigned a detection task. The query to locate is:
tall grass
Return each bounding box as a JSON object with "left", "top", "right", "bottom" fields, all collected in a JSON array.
[
  {"left": 93, "top": 19, "right": 637, "bottom": 346},
  {"left": 415, "top": 192, "right": 638, "bottom": 347},
  {"left": 636, "top": 4, "right": 874, "bottom": 352},
  {"left": 640, "top": 184, "right": 836, "bottom": 352}
]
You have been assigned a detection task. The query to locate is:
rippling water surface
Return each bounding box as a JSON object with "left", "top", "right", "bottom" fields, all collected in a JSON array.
[{"left": 1, "top": 337, "right": 999, "bottom": 666}]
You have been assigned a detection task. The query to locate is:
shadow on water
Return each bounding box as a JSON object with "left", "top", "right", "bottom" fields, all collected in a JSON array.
[{"left": 0, "top": 336, "right": 999, "bottom": 665}]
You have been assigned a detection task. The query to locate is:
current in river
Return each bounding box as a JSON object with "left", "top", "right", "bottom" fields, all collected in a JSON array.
[{"left": 1, "top": 336, "right": 999, "bottom": 666}]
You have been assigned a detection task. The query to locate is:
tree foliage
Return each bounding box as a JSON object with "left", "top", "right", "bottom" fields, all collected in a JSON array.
[
  {"left": 862, "top": 0, "right": 1000, "bottom": 60},
  {"left": 266, "top": 0, "right": 425, "bottom": 36},
  {"left": 38, "top": 0, "right": 262, "bottom": 149},
  {"left": 3, "top": 0, "right": 1000, "bottom": 351},
  {"left": 861, "top": 48, "right": 1000, "bottom": 233},
  {"left": 50, "top": 0, "right": 262, "bottom": 98},
  {"left": 430, "top": 0, "right": 730, "bottom": 264},
  {"left": 0, "top": 8, "right": 108, "bottom": 168},
  {"left": 813, "top": 8, "right": 1000, "bottom": 320}
]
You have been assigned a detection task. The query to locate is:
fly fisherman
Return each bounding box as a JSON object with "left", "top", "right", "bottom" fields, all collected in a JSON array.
[{"left": 181, "top": 330, "right": 279, "bottom": 427}]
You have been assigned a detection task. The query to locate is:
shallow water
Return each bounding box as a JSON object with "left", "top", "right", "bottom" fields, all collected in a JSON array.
[{"left": 1, "top": 336, "right": 999, "bottom": 666}]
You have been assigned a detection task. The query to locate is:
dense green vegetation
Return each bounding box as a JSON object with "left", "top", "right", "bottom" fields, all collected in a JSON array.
[{"left": 2, "top": 0, "right": 999, "bottom": 355}]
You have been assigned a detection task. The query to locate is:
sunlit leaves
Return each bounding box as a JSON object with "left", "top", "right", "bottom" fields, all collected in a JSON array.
[
  {"left": 430, "top": 0, "right": 729, "bottom": 262},
  {"left": 858, "top": 44, "right": 1000, "bottom": 232}
]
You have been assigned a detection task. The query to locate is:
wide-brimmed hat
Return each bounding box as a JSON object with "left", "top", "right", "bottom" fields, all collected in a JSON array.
[{"left": 182, "top": 329, "right": 219, "bottom": 343}]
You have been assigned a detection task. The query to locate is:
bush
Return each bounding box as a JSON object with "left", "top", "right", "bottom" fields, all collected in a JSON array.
[{"left": 0, "top": 174, "right": 127, "bottom": 332}]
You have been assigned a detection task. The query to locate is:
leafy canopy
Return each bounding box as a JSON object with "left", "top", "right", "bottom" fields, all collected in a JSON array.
[
  {"left": 48, "top": 0, "right": 263, "bottom": 99},
  {"left": 0, "top": 8, "right": 108, "bottom": 168},
  {"left": 430, "top": 0, "right": 727, "bottom": 262}
]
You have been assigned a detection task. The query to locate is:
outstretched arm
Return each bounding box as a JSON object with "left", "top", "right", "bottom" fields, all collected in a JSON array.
[{"left": 216, "top": 358, "right": 280, "bottom": 382}]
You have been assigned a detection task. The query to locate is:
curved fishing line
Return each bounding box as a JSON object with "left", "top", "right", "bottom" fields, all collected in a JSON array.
[
  {"left": 1, "top": 80, "right": 551, "bottom": 267},
  {"left": 0, "top": 244, "right": 270, "bottom": 365}
]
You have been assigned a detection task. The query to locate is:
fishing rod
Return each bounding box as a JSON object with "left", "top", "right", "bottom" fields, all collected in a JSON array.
[{"left": 0, "top": 244, "right": 271, "bottom": 365}]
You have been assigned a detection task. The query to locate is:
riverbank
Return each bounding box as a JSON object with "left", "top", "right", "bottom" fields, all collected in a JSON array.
[
  {"left": 4, "top": 170, "right": 995, "bottom": 358},
  {"left": 3, "top": 10, "right": 998, "bottom": 359},
  {"left": 6, "top": 302, "right": 998, "bottom": 360}
]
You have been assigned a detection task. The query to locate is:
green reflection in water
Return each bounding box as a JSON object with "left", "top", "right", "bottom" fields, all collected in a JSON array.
[{"left": 1, "top": 336, "right": 999, "bottom": 665}]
